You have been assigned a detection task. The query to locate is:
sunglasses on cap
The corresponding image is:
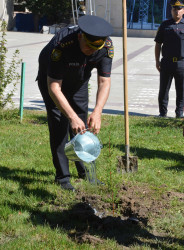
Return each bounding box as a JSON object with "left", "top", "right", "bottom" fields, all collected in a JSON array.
[
  {"left": 82, "top": 33, "right": 106, "bottom": 50},
  {"left": 172, "top": 6, "right": 184, "bottom": 10}
]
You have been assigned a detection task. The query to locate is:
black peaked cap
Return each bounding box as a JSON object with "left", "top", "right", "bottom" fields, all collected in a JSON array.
[{"left": 78, "top": 15, "right": 113, "bottom": 38}]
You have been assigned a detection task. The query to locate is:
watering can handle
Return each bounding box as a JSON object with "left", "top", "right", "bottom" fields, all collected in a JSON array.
[{"left": 78, "top": 128, "right": 88, "bottom": 134}]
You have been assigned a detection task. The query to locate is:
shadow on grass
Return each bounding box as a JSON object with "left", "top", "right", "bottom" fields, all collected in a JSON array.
[
  {"left": 105, "top": 144, "right": 184, "bottom": 171},
  {"left": 29, "top": 115, "right": 48, "bottom": 124},
  {"left": 0, "top": 165, "right": 55, "bottom": 200},
  {"left": 6, "top": 201, "right": 184, "bottom": 248},
  {"left": 132, "top": 116, "right": 184, "bottom": 129},
  {"left": 165, "top": 165, "right": 184, "bottom": 171},
  {"left": 1, "top": 165, "right": 183, "bottom": 248}
]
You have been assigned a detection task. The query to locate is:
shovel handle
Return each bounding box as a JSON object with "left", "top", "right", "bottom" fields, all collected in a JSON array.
[{"left": 122, "top": 0, "right": 129, "bottom": 147}]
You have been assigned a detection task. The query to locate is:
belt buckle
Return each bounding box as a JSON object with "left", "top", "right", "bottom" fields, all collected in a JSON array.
[{"left": 173, "top": 57, "right": 177, "bottom": 62}]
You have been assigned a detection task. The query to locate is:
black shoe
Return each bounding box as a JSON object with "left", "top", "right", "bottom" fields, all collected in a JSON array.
[
  {"left": 60, "top": 182, "right": 75, "bottom": 191},
  {"left": 55, "top": 177, "right": 75, "bottom": 191},
  {"left": 55, "top": 176, "right": 70, "bottom": 184},
  {"left": 158, "top": 113, "right": 167, "bottom": 118},
  {"left": 176, "top": 115, "right": 184, "bottom": 118}
]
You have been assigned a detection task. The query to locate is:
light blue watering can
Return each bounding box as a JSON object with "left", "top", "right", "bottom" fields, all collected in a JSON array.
[{"left": 64, "top": 129, "right": 102, "bottom": 163}]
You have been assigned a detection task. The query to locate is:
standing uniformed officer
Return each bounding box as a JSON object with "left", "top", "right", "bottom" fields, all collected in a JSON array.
[
  {"left": 37, "top": 15, "right": 114, "bottom": 191},
  {"left": 155, "top": 0, "right": 184, "bottom": 118}
]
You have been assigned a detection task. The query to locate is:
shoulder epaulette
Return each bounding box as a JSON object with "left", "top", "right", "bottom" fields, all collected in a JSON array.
[
  {"left": 105, "top": 39, "right": 113, "bottom": 48},
  {"left": 68, "top": 25, "right": 78, "bottom": 29},
  {"left": 59, "top": 40, "right": 74, "bottom": 48}
]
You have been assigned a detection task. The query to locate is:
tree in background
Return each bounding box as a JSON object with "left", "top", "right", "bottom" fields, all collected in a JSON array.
[
  {"left": 43, "top": 0, "right": 71, "bottom": 24},
  {"left": 17, "top": 0, "right": 72, "bottom": 31}
]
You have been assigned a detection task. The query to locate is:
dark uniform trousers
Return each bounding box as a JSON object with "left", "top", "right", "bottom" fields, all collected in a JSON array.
[
  {"left": 159, "top": 59, "right": 184, "bottom": 116},
  {"left": 37, "top": 73, "right": 87, "bottom": 183}
]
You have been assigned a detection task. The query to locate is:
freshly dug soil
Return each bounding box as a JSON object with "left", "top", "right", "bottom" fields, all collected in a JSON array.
[{"left": 45, "top": 182, "right": 184, "bottom": 247}]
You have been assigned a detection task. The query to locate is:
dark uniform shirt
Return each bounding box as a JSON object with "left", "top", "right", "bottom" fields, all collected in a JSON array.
[
  {"left": 38, "top": 25, "right": 113, "bottom": 95},
  {"left": 155, "top": 18, "right": 184, "bottom": 59}
]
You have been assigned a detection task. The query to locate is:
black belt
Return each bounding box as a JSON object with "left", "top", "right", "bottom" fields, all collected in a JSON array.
[{"left": 163, "top": 57, "right": 184, "bottom": 62}]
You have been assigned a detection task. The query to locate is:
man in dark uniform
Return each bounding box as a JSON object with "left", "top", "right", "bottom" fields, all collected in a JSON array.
[
  {"left": 155, "top": 0, "right": 184, "bottom": 118},
  {"left": 37, "top": 15, "right": 114, "bottom": 191}
]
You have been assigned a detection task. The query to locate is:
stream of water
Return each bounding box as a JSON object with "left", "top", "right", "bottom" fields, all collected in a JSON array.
[{"left": 83, "top": 161, "right": 97, "bottom": 185}]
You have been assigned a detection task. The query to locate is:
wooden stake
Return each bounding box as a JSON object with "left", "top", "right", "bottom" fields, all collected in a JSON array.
[{"left": 122, "top": 0, "right": 130, "bottom": 171}]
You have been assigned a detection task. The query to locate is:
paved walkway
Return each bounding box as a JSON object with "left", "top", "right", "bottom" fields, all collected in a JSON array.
[{"left": 6, "top": 31, "right": 177, "bottom": 117}]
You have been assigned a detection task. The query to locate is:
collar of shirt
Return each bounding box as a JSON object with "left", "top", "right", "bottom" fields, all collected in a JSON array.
[{"left": 171, "top": 17, "right": 184, "bottom": 24}]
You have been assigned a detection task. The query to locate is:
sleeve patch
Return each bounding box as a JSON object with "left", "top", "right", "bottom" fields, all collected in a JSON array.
[
  {"left": 51, "top": 49, "right": 62, "bottom": 61},
  {"left": 108, "top": 46, "right": 114, "bottom": 58}
]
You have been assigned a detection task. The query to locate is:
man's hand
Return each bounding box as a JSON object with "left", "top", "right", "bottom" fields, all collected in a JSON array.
[
  {"left": 69, "top": 115, "right": 86, "bottom": 134},
  {"left": 87, "top": 110, "right": 101, "bottom": 134},
  {"left": 155, "top": 42, "right": 161, "bottom": 72},
  {"left": 156, "top": 61, "right": 161, "bottom": 72}
]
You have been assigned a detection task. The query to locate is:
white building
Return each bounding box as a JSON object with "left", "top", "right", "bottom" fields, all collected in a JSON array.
[{"left": 0, "top": 0, "right": 14, "bottom": 30}]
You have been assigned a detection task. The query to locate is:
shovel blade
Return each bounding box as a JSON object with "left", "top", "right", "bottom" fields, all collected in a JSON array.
[{"left": 117, "top": 156, "right": 138, "bottom": 174}]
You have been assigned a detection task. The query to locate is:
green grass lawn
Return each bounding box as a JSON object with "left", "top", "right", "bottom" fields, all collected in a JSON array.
[{"left": 0, "top": 109, "right": 184, "bottom": 249}]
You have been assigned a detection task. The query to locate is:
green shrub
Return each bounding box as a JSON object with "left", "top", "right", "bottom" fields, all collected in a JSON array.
[{"left": 0, "top": 21, "right": 22, "bottom": 109}]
